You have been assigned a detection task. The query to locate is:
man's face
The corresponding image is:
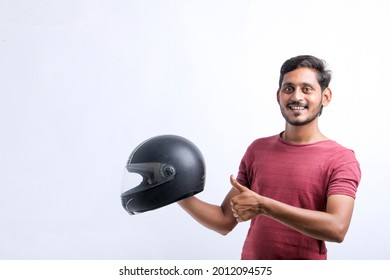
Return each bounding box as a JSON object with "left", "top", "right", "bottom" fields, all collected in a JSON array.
[{"left": 277, "top": 67, "right": 330, "bottom": 127}]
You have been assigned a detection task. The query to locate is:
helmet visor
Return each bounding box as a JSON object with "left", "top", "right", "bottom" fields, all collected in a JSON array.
[{"left": 121, "top": 162, "right": 176, "bottom": 195}]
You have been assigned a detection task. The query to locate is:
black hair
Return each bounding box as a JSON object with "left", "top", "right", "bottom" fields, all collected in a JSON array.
[{"left": 278, "top": 55, "right": 332, "bottom": 91}]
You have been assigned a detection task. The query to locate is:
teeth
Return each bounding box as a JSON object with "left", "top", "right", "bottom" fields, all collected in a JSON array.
[{"left": 289, "top": 106, "right": 306, "bottom": 110}]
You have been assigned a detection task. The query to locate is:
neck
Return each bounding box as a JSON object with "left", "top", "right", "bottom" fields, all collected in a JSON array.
[{"left": 283, "top": 121, "right": 327, "bottom": 144}]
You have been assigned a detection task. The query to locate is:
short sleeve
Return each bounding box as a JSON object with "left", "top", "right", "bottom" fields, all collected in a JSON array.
[{"left": 327, "top": 150, "right": 361, "bottom": 199}]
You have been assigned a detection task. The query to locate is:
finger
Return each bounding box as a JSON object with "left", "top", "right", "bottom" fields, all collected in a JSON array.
[
  {"left": 231, "top": 204, "right": 242, "bottom": 221},
  {"left": 230, "top": 175, "right": 249, "bottom": 193},
  {"left": 231, "top": 209, "right": 242, "bottom": 222}
]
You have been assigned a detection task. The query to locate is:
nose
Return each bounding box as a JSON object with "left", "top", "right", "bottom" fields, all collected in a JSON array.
[{"left": 291, "top": 87, "right": 304, "bottom": 102}]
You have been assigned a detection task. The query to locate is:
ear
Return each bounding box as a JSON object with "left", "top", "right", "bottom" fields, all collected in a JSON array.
[
  {"left": 276, "top": 89, "right": 281, "bottom": 104},
  {"left": 322, "top": 87, "right": 332, "bottom": 107}
]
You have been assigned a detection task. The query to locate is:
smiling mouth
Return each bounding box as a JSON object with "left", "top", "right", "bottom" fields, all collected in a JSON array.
[{"left": 288, "top": 105, "right": 307, "bottom": 111}]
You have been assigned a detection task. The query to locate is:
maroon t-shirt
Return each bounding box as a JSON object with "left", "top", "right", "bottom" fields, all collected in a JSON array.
[{"left": 236, "top": 133, "right": 361, "bottom": 260}]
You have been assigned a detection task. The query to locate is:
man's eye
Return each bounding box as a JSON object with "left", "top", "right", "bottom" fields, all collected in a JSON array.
[
  {"left": 284, "top": 86, "right": 293, "bottom": 92},
  {"left": 303, "top": 87, "right": 312, "bottom": 92}
]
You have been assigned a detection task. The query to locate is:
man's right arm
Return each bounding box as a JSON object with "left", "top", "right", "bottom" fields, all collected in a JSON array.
[{"left": 177, "top": 187, "right": 239, "bottom": 235}]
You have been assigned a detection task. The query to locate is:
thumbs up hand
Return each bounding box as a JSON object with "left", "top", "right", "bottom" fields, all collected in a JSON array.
[{"left": 230, "top": 175, "right": 263, "bottom": 222}]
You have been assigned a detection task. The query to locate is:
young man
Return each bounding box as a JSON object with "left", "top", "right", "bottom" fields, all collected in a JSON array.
[{"left": 178, "top": 55, "right": 361, "bottom": 260}]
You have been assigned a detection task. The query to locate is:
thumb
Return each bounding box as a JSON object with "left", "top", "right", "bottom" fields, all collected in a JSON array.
[{"left": 230, "top": 175, "right": 249, "bottom": 193}]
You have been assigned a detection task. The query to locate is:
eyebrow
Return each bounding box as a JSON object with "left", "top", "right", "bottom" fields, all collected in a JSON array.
[{"left": 282, "top": 82, "right": 315, "bottom": 88}]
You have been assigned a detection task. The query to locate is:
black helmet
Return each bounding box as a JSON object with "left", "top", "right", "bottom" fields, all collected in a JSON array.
[{"left": 121, "top": 135, "right": 206, "bottom": 215}]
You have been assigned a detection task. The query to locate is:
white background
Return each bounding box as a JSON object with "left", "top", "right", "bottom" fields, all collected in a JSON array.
[{"left": 0, "top": 0, "right": 389, "bottom": 260}]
